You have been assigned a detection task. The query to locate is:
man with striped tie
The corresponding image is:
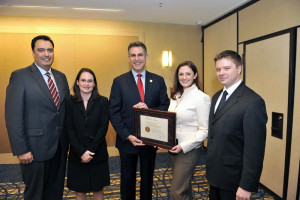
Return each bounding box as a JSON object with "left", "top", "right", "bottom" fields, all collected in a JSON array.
[{"left": 5, "top": 35, "right": 70, "bottom": 200}]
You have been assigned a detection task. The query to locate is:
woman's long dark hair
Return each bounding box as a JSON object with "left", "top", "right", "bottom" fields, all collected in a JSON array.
[
  {"left": 170, "top": 61, "right": 201, "bottom": 100},
  {"left": 72, "top": 68, "right": 100, "bottom": 101}
]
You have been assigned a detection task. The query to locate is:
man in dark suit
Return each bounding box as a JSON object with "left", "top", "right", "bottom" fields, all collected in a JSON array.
[
  {"left": 5, "top": 35, "right": 70, "bottom": 200},
  {"left": 206, "top": 50, "right": 267, "bottom": 200},
  {"left": 109, "top": 41, "right": 170, "bottom": 200}
]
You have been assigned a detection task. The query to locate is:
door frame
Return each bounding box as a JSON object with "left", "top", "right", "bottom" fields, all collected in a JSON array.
[{"left": 242, "top": 27, "right": 298, "bottom": 200}]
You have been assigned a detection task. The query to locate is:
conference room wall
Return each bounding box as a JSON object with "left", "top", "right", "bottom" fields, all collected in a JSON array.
[
  {"left": 239, "top": 0, "right": 300, "bottom": 42},
  {"left": 203, "top": 0, "right": 300, "bottom": 199},
  {"left": 0, "top": 16, "right": 202, "bottom": 161},
  {"left": 203, "top": 13, "right": 237, "bottom": 97},
  {"left": 240, "top": 1, "right": 299, "bottom": 199},
  {"left": 289, "top": 27, "right": 300, "bottom": 200}
]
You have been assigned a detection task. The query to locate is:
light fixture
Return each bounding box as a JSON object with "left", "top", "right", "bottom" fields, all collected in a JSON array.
[
  {"left": 1, "top": 4, "right": 124, "bottom": 12},
  {"left": 2, "top": 5, "right": 63, "bottom": 9},
  {"left": 162, "top": 51, "right": 172, "bottom": 67},
  {"left": 71, "top": 7, "right": 124, "bottom": 12}
]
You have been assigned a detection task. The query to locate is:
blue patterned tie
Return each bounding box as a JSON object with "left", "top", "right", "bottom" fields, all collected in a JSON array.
[{"left": 216, "top": 90, "right": 228, "bottom": 113}]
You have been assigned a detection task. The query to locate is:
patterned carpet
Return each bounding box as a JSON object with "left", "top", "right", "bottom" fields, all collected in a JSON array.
[{"left": 0, "top": 164, "right": 274, "bottom": 199}]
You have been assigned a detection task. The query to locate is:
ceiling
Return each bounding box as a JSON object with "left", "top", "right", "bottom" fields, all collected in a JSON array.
[{"left": 0, "top": 0, "right": 251, "bottom": 25}]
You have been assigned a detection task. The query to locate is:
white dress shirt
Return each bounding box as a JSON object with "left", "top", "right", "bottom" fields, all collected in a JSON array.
[
  {"left": 168, "top": 84, "right": 211, "bottom": 154},
  {"left": 132, "top": 69, "right": 146, "bottom": 93},
  {"left": 35, "top": 63, "right": 60, "bottom": 94},
  {"left": 214, "top": 80, "right": 242, "bottom": 113}
]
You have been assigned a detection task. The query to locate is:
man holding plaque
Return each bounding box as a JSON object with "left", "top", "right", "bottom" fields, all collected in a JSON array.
[
  {"left": 206, "top": 50, "right": 267, "bottom": 200},
  {"left": 109, "top": 41, "right": 169, "bottom": 200}
]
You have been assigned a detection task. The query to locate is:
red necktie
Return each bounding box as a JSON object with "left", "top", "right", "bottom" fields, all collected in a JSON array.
[
  {"left": 46, "top": 72, "right": 59, "bottom": 108},
  {"left": 137, "top": 74, "right": 144, "bottom": 103}
]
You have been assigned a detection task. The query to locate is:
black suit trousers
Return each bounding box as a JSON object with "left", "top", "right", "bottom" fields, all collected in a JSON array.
[
  {"left": 20, "top": 142, "right": 67, "bottom": 200},
  {"left": 209, "top": 185, "right": 236, "bottom": 200},
  {"left": 119, "top": 146, "right": 157, "bottom": 200}
]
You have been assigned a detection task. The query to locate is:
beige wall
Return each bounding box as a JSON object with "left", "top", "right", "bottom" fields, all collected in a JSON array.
[
  {"left": 245, "top": 34, "right": 290, "bottom": 198},
  {"left": 239, "top": 0, "right": 300, "bottom": 42},
  {"left": 203, "top": 14, "right": 237, "bottom": 97},
  {"left": 288, "top": 27, "right": 300, "bottom": 200},
  {"left": 203, "top": 0, "right": 300, "bottom": 198},
  {"left": 0, "top": 16, "right": 202, "bottom": 159},
  {"left": 239, "top": 1, "right": 300, "bottom": 198}
]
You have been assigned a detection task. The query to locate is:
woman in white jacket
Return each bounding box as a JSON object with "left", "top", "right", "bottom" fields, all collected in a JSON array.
[{"left": 168, "top": 61, "right": 211, "bottom": 200}]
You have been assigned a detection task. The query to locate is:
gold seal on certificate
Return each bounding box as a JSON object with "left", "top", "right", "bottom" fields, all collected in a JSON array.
[{"left": 134, "top": 108, "right": 176, "bottom": 149}]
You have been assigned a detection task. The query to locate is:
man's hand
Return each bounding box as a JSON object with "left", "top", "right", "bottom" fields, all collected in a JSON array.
[
  {"left": 81, "top": 150, "right": 95, "bottom": 163},
  {"left": 128, "top": 135, "right": 145, "bottom": 146},
  {"left": 17, "top": 152, "right": 34, "bottom": 164},
  {"left": 236, "top": 187, "right": 251, "bottom": 200},
  {"left": 133, "top": 102, "right": 149, "bottom": 109},
  {"left": 169, "top": 144, "right": 183, "bottom": 154}
]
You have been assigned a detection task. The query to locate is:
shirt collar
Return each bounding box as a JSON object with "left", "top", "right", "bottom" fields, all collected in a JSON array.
[
  {"left": 35, "top": 63, "right": 52, "bottom": 75},
  {"left": 223, "top": 80, "right": 242, "bottom": 96},
  {"left": 131, "top": 69, "right": 146, "bottom": 78},
  {"left": 183, "top": 84, "right": 197, "bottom": 93},
  {"left": 176, "top": 84, "right": 197, "bottom": 100}
]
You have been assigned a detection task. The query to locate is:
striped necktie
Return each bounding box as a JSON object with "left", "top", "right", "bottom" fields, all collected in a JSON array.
[{"left": 46, "top": 72, "right": 59, "bottom": 108}]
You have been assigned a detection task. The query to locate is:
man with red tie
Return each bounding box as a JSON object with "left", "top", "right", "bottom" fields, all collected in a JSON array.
[
  {"left": 5, "top": 35, "right": 70, "bottom": 200},
  {"left": 109, "top": 41, "right": 170, "bottom": 200}
]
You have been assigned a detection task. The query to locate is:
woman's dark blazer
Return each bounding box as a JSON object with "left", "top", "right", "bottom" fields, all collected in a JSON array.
[{"left": 65, "top": 95, "right": 109, "bottom": 164}]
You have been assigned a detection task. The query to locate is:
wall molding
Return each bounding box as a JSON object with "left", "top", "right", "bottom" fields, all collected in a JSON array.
[{"left": 0, "top": 27, "right": 145, "bottom": 42}]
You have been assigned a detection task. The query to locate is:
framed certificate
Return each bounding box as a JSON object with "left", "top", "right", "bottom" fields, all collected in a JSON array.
[{"left": 134, "top": 108, "right": 176, "bottom": 149}]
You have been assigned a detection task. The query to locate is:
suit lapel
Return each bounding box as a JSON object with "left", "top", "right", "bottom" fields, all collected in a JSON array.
[
  {"left": 73, "top": 97, "right": 96, "bottom": 117},
  {"left": 212, "top": 82, "right": 245, "bottom": 122},
  {"left": 86, "top": 99, "right": 95, "bottom": 115},
  {"left": 144, "top": 71, "right": 153, "bottom": 104},
  {"left": 30, "top": 64, "right": 56, "bottom": 107},
  {"left": 126, "top": 71, "right": 142, "bottom": 102},
  {"left": 209, "top": 90, "right": 222, "bottom": 122}
]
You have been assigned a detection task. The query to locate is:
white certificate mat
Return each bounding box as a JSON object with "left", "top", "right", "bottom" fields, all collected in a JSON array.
[{"left": 140, "top": 115, "right": 168, "bottom": 142}]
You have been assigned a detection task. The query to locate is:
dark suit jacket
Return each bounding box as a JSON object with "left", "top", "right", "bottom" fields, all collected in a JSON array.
[
  {"left": 65, "top": 95, "right": 109, "bottom": 163},
  {"left": 206, "top": 81, "right": 267, "bottom": 192},
  {"left": 5, "top": 63, "right": 70, "bottom": 161},
  {"left": 109, "top": 70, "right": 170, "bottom": 154}
]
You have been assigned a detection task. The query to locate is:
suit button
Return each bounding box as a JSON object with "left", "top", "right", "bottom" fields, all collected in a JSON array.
[{"left": 89, "top": 136, "right": 94, "bottom": 141}]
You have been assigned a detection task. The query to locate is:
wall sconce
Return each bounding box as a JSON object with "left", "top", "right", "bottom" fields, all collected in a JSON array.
[{"left": 162, "top": 51, "right": 172, "bottom": 67}]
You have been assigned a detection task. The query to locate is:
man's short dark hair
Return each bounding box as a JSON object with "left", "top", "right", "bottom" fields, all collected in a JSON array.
[
  {"left": 31, "top": 35, "right": 54, "bottom": 51},
  {"left": 128, "top": 41, "right": 147, "bottom": 55},
  {"left": 214, "top": 50, "right": 242, "bottom": 67}
]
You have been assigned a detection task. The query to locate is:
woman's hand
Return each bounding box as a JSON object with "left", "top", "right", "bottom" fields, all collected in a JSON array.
[
  {"left": 81, "top": 150, "right": 95, "bottom": 163},
  {"left": 169, "top": 144, "right": 183, "bottom": 154}
]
